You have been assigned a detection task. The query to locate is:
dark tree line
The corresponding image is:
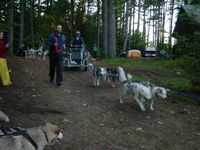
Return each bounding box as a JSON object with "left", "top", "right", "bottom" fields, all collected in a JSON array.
[{"left": 0, "top": 0, "right": 199, "bottom": 58}]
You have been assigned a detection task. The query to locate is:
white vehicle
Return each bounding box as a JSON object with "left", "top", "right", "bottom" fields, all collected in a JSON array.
[
  {"left": 143, "top": 46, "right": 156, "bottom": 57},
  {"left": 64, "top": 45, "right": 88, "bottom": 71}
]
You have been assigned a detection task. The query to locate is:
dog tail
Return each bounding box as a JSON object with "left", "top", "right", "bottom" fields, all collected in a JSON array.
[
  {"left": 0, "top": 111, "right": 10, "bottom": 122},
  {"left": 88, "top": 63, "right": 94, "bottom": 72},
  {"left": 118, "top": 67, "right": 127, "bottom": 82}
]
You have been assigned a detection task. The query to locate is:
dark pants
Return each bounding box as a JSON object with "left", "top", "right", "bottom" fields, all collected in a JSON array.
[{"left": 49, "top": 53, "right": 63, "bottom": 84}]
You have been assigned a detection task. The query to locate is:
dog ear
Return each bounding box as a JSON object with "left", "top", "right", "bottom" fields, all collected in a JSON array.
[
  {"left": 52, "top": 125, "right": 61, "bottom": 135},
  {"left": 0, "top": 111, "right": 10, "bottom": 122},
  {"left": 156, "top": 88, "right": 162, "bottom": 93}
]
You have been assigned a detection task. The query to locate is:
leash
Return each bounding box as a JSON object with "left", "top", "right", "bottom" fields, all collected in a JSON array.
[{"left": 0, "top": 126, "right": 38, "bottom": 150}]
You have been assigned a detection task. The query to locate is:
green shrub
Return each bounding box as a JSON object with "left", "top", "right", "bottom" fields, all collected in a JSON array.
[
  {"left": 175, "top": 30, "right": 200, "bottom": 92},
  {"left": 177, "top": 56, "right": 200, "bottom": 91}
]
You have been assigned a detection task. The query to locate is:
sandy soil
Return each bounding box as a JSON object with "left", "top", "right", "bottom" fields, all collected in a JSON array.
[{"left": 0, "top": 57, "right": 199, "bottom": 150}]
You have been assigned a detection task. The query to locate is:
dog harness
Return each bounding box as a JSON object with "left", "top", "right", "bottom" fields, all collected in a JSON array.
[
  {"left": 93, "top": 67, "right": 119, "bottom": 81},
  {"left": 41, "top": 128, "right": 49, "bottom": 144},
  {"left": 0, "top": 125, "right": 38, "bottom": 149},
  {"left": 106, "top": 67, "right": 119, "bottom": 81}
]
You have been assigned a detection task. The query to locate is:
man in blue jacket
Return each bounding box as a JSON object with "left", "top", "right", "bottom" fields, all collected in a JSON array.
[{"left": 47, "top": 25, "right": 66, "bottom": 86}]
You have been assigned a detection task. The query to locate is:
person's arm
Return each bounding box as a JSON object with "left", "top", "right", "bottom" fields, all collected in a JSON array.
[
  {"left": 63, "top": 44, "right": 66, "bottom": 50},
  {"left": 0, "top": 41, "right": 5, "bottom": 52},
  {"left": 5, "top": 42, "right": 11, "bottom": 48},
  {"left": 62, "top": 35, "right": 66, "bottom": 50},
  {"left": 70, "top": 37, "right": 73, "bottom": 47},
  {"left": 46, "top": 33, "right": 54, "bottom": 46},
  {"left": 81, "top": 37, "right": 84, "bottom": 47}
]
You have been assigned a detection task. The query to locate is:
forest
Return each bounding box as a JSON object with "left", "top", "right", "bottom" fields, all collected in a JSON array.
[
  {"left": 0, "top": 1, "right": 200, "bottom": 149},
  {"left": 0, "top": 0, "right": 200, "bottom": 89}
]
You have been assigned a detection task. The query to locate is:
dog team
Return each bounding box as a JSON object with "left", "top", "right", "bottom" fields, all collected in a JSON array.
[
  {"left": 88, "top": 63, "right": 168, "bottom": 112},
  {"left": 0, "top": 63, "right": 168, "bottom": 150}
]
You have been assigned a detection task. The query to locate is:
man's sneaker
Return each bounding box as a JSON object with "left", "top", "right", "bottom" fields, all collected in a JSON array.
[
  {"left": 57, "top": 82, "right": 62, "bottom": 86},
  {"left": 50, "top": 79, "right": 54, "bottom": 83}
]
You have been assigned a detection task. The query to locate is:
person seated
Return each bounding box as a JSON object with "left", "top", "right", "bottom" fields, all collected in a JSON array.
[
  {"left": 70, "top": 31, "right": 85, "bottom": 62},
  {"left": 70, "top": 31, "right": 84, "bottom": 48}
]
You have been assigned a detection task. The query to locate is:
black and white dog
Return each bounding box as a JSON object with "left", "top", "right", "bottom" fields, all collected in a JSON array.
[
  {"left": 120, "top": 75, "right": 152, "bottom": 111},
  {"left": 139, "top": 81, "right": 168, "bottom": 110},
  {"left": 120, "top": 75, "right": 167, "bottom": 111},
  {"left": 88, "top": 63, "right": 127, "bottom": 87},
  {"left": 88, "top": 63, "right": 107, "bottom": 86}
]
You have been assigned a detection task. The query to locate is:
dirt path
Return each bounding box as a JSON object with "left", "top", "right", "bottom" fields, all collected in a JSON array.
[{"left": 0, "top": 57, "right": 200, "bottom": 150}]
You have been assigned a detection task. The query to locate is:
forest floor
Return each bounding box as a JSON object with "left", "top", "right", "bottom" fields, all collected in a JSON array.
[{"left": 0, "top": 57, "right": 200, "bottom": 150}]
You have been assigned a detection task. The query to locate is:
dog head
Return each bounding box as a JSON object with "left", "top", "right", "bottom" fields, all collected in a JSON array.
[
  {"left": 99, "top": 67, "right": 107, "bottom": 80},
  {"left": 40, "top": 123, "right": 63, "bottom": 145},
  {"left": 154, "top": 87, "right": 167, "bottom": 99}
]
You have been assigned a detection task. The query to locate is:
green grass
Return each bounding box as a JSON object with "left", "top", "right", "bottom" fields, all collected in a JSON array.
[
  {"left": 100, "top": 57, "right": 182, "bottom": 72},
  {"left": 99, "top": 57, "right": 192, "bottom": 91}
]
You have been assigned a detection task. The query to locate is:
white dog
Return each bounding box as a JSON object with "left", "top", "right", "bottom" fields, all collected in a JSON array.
[
  {"left": 120, "top": 79, "right": 152, "bottom": 111},
  {"left": 139, "top": 81, "right": 167, "bottom": 110},
  {"left": 120, "top": 76, "right": 168, "bottom": 111},
  {"left": 88, "top": 63, "right": 127, "bottom": 87}
]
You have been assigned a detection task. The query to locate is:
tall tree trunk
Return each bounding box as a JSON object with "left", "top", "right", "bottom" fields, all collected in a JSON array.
[
  {"left": 80, "top": 0, "right": 86, "bottom": 36},
  {"left": 87, "top": 0, "right": 91, "bottom": 15},
  {"left": 108, "top": 0, "right": 116, "bottom": 58},
  {"left": 122, "top": 0, "right": 130, "bottom": 53},
  {"left": 46, "top": 0, "right": 49, "bottom": 7},
  {"left": 161, "top": 2, "right": 166, "bottom": 45},
  {"left": 50, "top": 0, "right": 53, "bottom": 8},
  {"left": 96, "top": 0, "right": 100, "bottom": 56},
  {"left": 30, "top": 0, "right": 34, "bottom": 48},
  {"left": 128, "top": 3, "right": 133, "bottom": 50},
  {"left": 169, "top": 0, "right": 175, "bottom": 57},
  {"left": 38, "top": 0, "right": 41, "bottom": 36},
  {"left": 147, "top": 6, "right": 152, "bottom": 45},
  {"left": 19, "top": 0, "right": 25, "bottom": 52},
  {"left": 137, "top": 0, "right": 141, "bottom": 31},
  {"left": 152, "top": 4, "right": 156, "bottom": 45},
  {"left": 147, "top": 18, "right": 150, "bottom": 44},
  {"left": 142, "top": 6, "right": 146, "bottom": 42},
  {"left": 8, "top": 0, "right": 14, "bottom": 56},
  {"left": 132, "top": 3, "right": 135, "bottom": 35},
  {"left": 157, "top": 3, "right": 161, "bottom": 46},
  {"left": 102, "top": 0, "right": 108, "bottom": 57},
  {"left": 121, "top": 2, "right": 125, "bottom": 50},
  {"left": 70, "top": 0, "right": 74, "bottom": 36}
]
